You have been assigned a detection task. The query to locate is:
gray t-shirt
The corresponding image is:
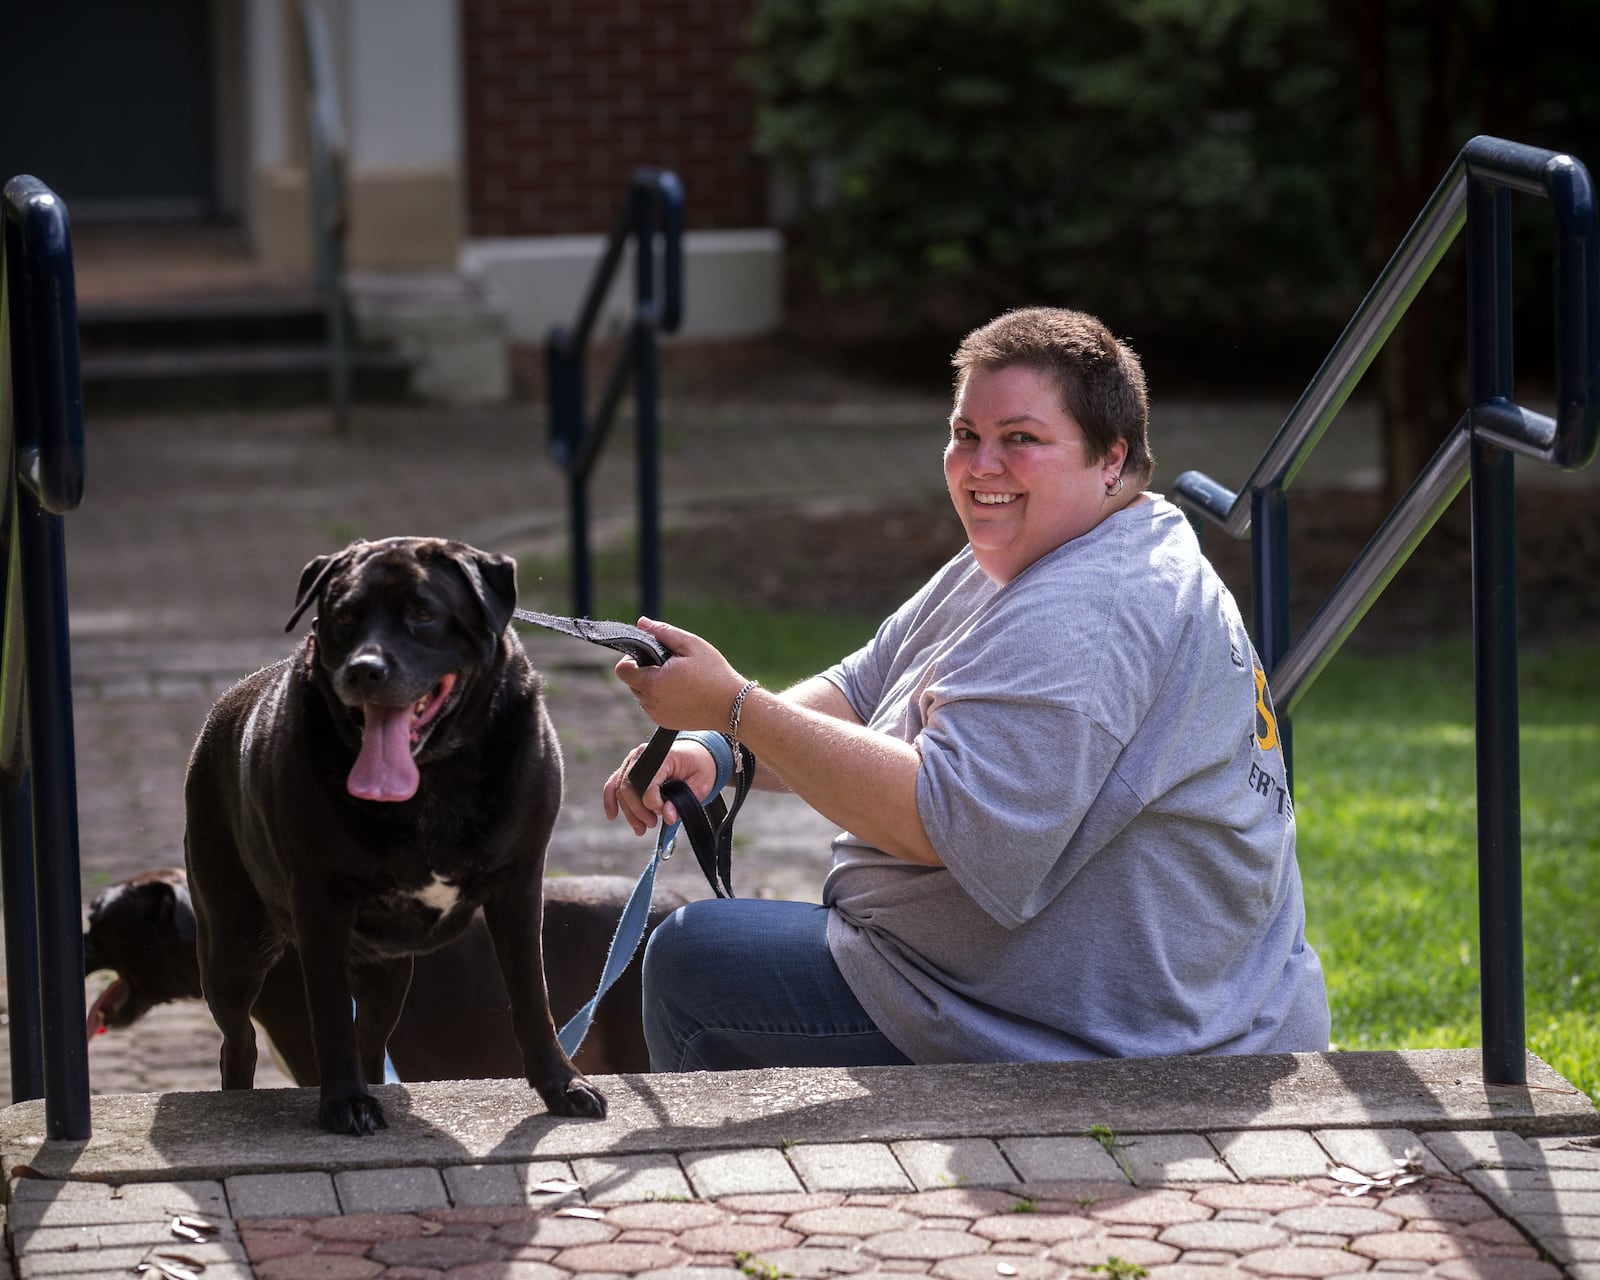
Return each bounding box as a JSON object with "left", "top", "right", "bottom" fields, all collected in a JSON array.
[{"left": 820, "top": 496, "right": 1329, "bottom": 1064}]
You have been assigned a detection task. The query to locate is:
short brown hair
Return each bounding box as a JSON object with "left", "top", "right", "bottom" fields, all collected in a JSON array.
[{"left": 951, "top": 307, "right": 1154, "bottom": 484}]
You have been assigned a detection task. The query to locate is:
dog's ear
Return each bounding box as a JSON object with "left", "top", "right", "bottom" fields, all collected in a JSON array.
[
  {"left": 451, "top": 548, "right": 518, "bottom": 639},
  {"left": 285, "top": 543, "right": 362, "bottom": 633},
  {"left": 84, "top": 874, "right": 197, "bottom": 970}
]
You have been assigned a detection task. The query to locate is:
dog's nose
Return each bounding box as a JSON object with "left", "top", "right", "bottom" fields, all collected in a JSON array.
[{"left": 346, "top": 651, "right": 389, "bottom": 687}]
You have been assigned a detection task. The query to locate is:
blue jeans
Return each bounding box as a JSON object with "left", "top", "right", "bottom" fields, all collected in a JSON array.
[{"left": 641, "top": 898, "right": 912, "bottom": 1071}]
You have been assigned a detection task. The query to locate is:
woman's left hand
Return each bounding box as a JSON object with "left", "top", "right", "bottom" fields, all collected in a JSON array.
[{"left": 612, "top": 617, "right": 749, "bottom": 733}]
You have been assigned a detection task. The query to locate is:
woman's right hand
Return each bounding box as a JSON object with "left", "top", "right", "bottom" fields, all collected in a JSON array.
[{"left": 602, "top": 737, "right": 722, "bottom": 837}]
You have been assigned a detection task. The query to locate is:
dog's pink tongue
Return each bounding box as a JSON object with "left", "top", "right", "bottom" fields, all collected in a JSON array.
[{"left": 348, "top": 703, "right": 420, "bottom": 802}]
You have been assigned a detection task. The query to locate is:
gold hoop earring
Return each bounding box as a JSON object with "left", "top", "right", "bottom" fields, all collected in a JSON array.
[{"left": 1105, "top": 474, "right": 1124, "bottom": 497}]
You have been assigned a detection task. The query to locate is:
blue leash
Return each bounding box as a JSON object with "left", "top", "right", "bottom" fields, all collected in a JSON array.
[
  {"left": 556, "top": 793, "right": 671, "bottom": 1056},
  {"left": 557, "top": 726, "right": 746, "bottom": 1055},
  {"left": 510, "top": 610, "right": 754, "bottom": 1059}
]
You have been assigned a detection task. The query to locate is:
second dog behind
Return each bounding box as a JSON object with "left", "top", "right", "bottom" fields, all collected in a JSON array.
[{"left": 85, "top": 868, "right": 685, "bottom": 1082}]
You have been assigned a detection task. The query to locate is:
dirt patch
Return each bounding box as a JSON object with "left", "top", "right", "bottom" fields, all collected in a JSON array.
[{"left": 659, "top": 484, "right": 1600, "bottom": 651}]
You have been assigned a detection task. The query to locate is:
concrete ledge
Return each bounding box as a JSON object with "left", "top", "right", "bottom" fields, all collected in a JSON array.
[
  {"left": 462, "top": 228, "right": 783, "bottom": 343},
  {"left": 3, "top": 1050, "right": 1593, "bottom": 1186}
]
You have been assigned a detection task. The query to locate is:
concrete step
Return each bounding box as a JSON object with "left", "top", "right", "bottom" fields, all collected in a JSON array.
[
  {"left": 77, "top": 288, "right": 416, "bottom": 409},
  {"left": 79, "top": 342, "right": 415, "bottom": 413},
  {"left": 77, "top": 290, "right": 330, "bottom": 350},
  {"left": 76, "top": 291, "right": 418, "bottom": 412}
]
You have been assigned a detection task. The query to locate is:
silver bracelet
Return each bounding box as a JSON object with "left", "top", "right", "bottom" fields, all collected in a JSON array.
[{"left": 727, "top": 679, "right": 759, "bottom": 773}]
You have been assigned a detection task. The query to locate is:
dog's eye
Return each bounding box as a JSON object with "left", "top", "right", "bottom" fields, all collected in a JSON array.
[
  {"left": 410, "top": 607, "right": 436, "bottom": 626},
  {"left": 331, "top": 608, "right": 355, "bottom": 628}
]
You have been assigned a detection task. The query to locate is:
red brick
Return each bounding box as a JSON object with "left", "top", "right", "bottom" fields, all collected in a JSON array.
[
  {"left": 761, "top": 1244, "right": 885, "bottom": 1277},
  {"left": 934, "top": 1257, "right": 1064, "bottom": 1279},
  {"left": 971, "top": 1212, "right": 1096, "bottom": 1244},
  {"left": 1048, "top": 1235, "right": 1180, "bottom": 1268},
  {"left": 255, "top": 1256, "right": 384, "bottom": 1280},
  {"left": 1158, "top": 1220, "right": 1288, "bottom": 1253},
  {"left": 1237, "top": 1245, "right": 1361, "bottom": 1277},
  {"left": 785, "top": 1206, "right": 914, "bottom": 1237},
  {"left": 419, "top": 1206, "right": 542, "bottom": 1228},
  {"left": 368, "top": 1234, "right": 501, "bottom": 1269},
  {"left": 1194, "top": 1183, "right": 1321, "bottom": 1213},
  {"left": 603, "top": 1200, "right": 728, "bottom": 1230},
  {"left": 1349, "top": 1229, "right": 1475, "bottom": 1262},
  {"left": 1435, "top": 1258, "right": 1564, "bottom": 1279},
  {"left": 553, "top": 1240, "right": 685, "bottom": 1271},
  {"left": 239, "top": 1226, "right": 317, "bottom": 1262},
  {"left": 1272, "top": 1203, "right": 1398, "bottom": 1235},
  {"left": 491, "top": 1216, "right": 614, "bottom": 1248},
  {"left": 461, "top": 0, "right": 767, "bottom": 235},
  {"left": 451, "top": 1263, "right": 574, "bottom": 1280},
  {"left": 307, "top": 1212, "right": 431, "bottom": 1242},
  {"left": 889, "top": 1188, "right": 1025, "bottom": 1218},
  {"left": 1088, "top": 1189, "right": 1212, "bottom": 1227},
  {"left": 861, "top": 1228, "right": 988, "bottom": 1261},
  {"left": 1459, "top": 1215, "right": 1538, "bottom": 1245},
  {"left": 675, "top": 1222, "right": 802, "bottom": 1255},
  {"left": 1382, "top": 1189, "right": 1500, "bottom": 1224}
]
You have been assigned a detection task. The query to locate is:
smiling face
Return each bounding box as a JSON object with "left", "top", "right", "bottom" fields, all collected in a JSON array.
[{"left": 944, "top": 363, "right": 1130, "bottom": 585}]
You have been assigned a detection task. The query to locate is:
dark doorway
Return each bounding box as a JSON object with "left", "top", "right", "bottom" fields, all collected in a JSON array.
[{"left": 0, "top": 0, "right": 217, "bottom": 221}]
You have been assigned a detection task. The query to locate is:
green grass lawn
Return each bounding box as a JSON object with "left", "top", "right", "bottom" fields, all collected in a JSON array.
[{"left": 1292, "top": 639, "right": 1600, "bottom": 1105}]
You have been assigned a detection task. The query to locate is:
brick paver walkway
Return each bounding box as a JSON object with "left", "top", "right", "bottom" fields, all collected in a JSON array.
[{"left": 8, "top": 1125, "right": 1600, "bottom": 1277}]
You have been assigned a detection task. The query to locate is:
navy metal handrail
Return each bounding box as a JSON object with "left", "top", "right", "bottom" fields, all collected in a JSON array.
[
  {"left": 546, "top": 168, "right": 685, "bottom": 619},
  {"left": 1172, "top": 136, "right": 1600, "bottom": 1086},
  {"left": 1, "top": 175, "right": 91, "bottom": 1139},
  {"left": 298, "top": 0, "right": 352, "bottom": 432}
]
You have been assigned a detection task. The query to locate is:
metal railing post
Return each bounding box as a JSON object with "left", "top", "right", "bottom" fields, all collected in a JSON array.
[
  {"left": 18, "top": 490, "right": 91, "bottom": 1131},
  {"left": 1169, "top": 138, "right": 1599, "bottom": 1075},
  {"left": 633, "top": 186, "right": 663, "bottom": 621},
  {"left": 547, "top": 331, "right": 595, "bottom": 617},
  {"left": 1, "top": 769, "right": 44, "bottom": 1103},
  {"left": 545, "top": 170, "right": 684, "bottom": 620},
  {"left": 299, "top": 0, "right": 351, "bottom": 433},
  {"left": 2, "top": 174, "right": 91, "bottom": 1138},
  {"left": 1467, "top": 177, "right": 1526, "bottom": 1085}
]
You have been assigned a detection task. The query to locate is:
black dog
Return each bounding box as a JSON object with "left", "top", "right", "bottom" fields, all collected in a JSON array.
[
  {"left": 84, "top": 868, "right": 683, "bottom": 1081},
  {"left": 184, "top": 536, "right": 604, "bottom": 1134}
]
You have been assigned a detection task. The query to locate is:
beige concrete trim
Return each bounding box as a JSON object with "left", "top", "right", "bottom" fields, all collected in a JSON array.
[
  {"left": 348, "top": 168, "right": 462, "bottom": 270},
  {"left": 255, "top": 165, "right": 312, "bottom": 275}
]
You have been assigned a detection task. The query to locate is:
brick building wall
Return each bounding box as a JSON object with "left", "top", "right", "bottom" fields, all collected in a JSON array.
[{"left": 461, "top": 0, "right": 771, "bottom": 236}]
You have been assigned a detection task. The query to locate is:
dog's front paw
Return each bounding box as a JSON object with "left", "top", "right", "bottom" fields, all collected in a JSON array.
[
  {"left": 319, "top": 1089, "right": 388, "bottom": 1136},
  {"left": 538, "top": 1074, "right": 608, "bottom": 1119}
]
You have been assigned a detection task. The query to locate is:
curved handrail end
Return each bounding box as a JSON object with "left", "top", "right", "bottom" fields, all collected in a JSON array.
[{"left": 1172, "top": 470, "right": 1244, "bottom": 532}]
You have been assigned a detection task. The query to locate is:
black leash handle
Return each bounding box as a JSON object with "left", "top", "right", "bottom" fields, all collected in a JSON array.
[
  {"left": 513, "top": 608, "right": 745, "bottom": 897},
  {"left": 661, "top": 739, "right": 754, "bottom": 899}
]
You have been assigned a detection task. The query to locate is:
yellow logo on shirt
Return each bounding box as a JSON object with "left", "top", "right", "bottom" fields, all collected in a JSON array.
[
  {"left": 1247, "top": 662, "right": 1292, "bottom": 818},
  {"left": 1253, "top": 665, "right": 1279, "bottom": 753}
]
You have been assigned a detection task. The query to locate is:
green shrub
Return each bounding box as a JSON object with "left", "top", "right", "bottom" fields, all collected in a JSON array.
[{"left": 744, "top": 0, "right": 1361, "bottom": 333}]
